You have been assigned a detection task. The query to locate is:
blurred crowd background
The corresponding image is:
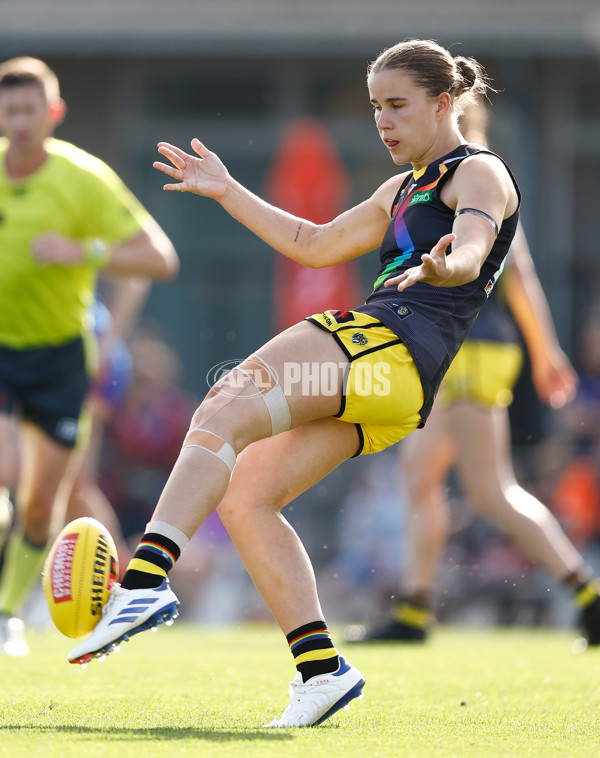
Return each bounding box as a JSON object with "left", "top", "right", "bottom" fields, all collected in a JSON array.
[{"left": 4, "top": 0, "right": 600, "bottom": 630}]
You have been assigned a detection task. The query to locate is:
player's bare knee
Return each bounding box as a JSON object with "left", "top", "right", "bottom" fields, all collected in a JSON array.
[
  {"left": 216, "top": 496, "right": 248, "bottom": 531},
  {"left": 217, "top": 497, "right": 286, "bottom": 534}
]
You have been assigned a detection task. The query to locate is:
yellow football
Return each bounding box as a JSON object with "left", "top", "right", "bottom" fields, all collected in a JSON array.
[{"left": 42, "top": 517, "right": 119, "bottom": 639}]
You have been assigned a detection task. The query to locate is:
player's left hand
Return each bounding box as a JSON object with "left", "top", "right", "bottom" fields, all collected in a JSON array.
[
  {"left": 31, "top": 233, "right": 85, "bottom": 266},
  {"left": 384, "top": 233, "right": 456, "bottom": 292}
]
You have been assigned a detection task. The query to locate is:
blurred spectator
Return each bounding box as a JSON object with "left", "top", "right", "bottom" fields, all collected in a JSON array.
[{"left": 551, "top": 304, "right": 600, "bottom": 547}]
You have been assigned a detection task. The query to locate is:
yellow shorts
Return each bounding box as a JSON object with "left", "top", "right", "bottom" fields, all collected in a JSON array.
[
  {"left": 307, "top": 310, "right": 424, "bottom": 455},
  {"left": 437, "top": 340, "right": 523, "bottom": 409}
]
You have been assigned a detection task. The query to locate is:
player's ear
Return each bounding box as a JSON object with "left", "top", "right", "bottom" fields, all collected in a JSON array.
[
  {"left": 48, "top": 98, "right": 67, "bottom": 126},
  {"left": 435, "top": 92, "right": 452, "bottom": 120}
]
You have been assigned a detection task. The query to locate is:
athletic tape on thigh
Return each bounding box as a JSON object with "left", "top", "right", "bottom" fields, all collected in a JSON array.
[
  {"left": 237, "top": 354, "right": 291, "bottom": 436},
  {"left": 183, "top": 429, "right": 237, "bottom": 473}
]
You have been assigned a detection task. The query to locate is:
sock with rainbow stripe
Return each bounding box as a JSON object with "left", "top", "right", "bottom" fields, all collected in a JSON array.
[
  {"left": 120, "top": 521, "right": 189, "bottom": 590},
  {"left": 286, "top": 620, "right": 340, "bottom": 682}
]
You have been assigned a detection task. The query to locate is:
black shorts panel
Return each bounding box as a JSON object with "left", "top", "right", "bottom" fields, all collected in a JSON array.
[{"left": 0, "top": 337, "right": 91, "bottom": 448}]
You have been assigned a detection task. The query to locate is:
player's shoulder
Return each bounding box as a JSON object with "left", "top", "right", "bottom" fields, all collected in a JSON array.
[
  {"left": 47, "top": 138, "right": 114, "bottom": 178},
  {"left": 454, "top": 146, "right": 516, "bottom": 195},
  {"left": 372, "top": 170, "right": 411, "bottom": 214},
  {"left": 458, "top": 144, "right": 512, "bottom": 180}
]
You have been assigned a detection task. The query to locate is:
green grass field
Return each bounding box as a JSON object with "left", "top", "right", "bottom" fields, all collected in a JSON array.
[{"left": 0, "top": 623, "right": 598, "bottom": 757}]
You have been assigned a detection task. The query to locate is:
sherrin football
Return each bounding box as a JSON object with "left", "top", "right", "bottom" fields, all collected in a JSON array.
[{"left": 42, "top": 517, "right": 119, "bottom": 638}]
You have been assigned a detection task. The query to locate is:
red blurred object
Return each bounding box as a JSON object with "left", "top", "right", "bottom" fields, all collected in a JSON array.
[
  {"left": 264, "top": 119, "right": 363, "bottom": 331},
  {"left": 552, "top": 456, "right": 600, "bottom": 544}
]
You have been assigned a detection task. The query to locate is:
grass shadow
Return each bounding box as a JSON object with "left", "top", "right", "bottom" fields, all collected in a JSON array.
[{"left": 0, "top": 724, "right": 296, "bottom": 741}]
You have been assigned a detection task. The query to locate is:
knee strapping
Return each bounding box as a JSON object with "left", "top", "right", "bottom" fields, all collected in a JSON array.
[
  {"left": 183, "top": 429, "right": 237, "bottom": 473},
  {"left": 237, "top": 354, "right": 291, "bottom": 436}
]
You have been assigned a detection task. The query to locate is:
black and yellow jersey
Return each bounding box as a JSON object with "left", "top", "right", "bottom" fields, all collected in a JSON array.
[{"left": 357, "top": 143, "right": 520, "bottom": 423}]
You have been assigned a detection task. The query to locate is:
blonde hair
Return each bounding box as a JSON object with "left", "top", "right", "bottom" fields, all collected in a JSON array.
[
  {"left": 0, "top": 57, "right": 60, "bottom": 103},
  {"left": 368, "top": 39, "right": 492, "bottom": 114}
]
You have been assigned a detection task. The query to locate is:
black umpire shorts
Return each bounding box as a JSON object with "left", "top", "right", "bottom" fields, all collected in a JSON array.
[{"left": 0, "top": 336, "right": 91, "bottom": 448}]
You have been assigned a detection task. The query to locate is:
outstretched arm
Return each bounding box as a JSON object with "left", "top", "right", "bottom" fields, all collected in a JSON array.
[
  {"left": 505, "top": 223, "right": 578, "bottom": 408},
  {"left": 153, "top": 138, "right": 399, "bottom": 269}
]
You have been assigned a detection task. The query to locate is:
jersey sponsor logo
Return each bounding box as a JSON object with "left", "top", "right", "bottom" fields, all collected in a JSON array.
[
  {"left": 331, "top": 310, "right": 355, "bottom": 324},
  {"left": 408, "top": 190, "right": 433, "bottom": 206}
]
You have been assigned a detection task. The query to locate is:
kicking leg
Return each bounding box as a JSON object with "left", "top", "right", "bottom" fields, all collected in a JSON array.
[{"left": 68, "top": 321, "right": 350, "bottom": 659}]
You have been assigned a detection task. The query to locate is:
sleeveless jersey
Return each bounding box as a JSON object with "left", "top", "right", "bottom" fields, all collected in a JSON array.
[
  {"left": 467, "top": 257, "right": 520, "bottom": 344},
  {"left": 0, "top": 137, "right": 151, "bottom": 348},
  {"left": 356, "top": 143, "right": 520, "bottom": 424}
]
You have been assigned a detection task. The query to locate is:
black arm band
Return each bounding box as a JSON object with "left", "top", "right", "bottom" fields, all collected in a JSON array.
[{"left": 454, "top": 207, "right": 499, "bottom": 238}]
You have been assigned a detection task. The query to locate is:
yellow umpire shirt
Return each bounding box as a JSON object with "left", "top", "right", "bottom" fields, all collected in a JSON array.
[{"left": 0, "top": 137, "right": 151, "bottom": 348}]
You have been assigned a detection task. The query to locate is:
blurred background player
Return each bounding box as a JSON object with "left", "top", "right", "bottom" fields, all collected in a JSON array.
[
  {"left": 0, "top": 56, "right": 179, "bottom": 655},
  {"left": 350, "top": 99, "right": 600, "bottom": 646}
]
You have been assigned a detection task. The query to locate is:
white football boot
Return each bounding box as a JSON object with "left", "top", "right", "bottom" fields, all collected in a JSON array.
[
  {"left": 0, "top": 614, "right": 29, "bottom": 656},
  {"left": 68, "top": 578, "right": 179, "bottom": 665},
  {"left": 264, "top": 656, "right": 365, "bottom": 727}
]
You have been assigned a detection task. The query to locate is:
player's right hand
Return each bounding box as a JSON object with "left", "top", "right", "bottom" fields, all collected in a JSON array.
[{"left": 153, "top": 140, "right": 229, "bottom": 200}]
